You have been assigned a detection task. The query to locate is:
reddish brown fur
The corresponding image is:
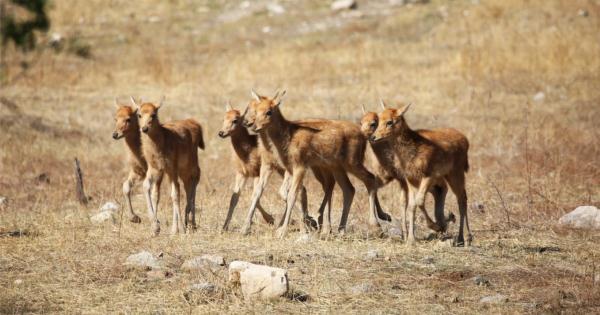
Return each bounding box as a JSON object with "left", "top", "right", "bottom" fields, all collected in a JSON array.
[
  {"left": 371, "top": 104, "right": 471, "bottom": 245},
  {"left": 360, "top": 109, "right": 455, "bottom": 233},
  {"left": 244, "top": 91, "right": 382, "bottom": 238},
  {"left": 135, "top": 98, "right": 204, "bottom": 235}
]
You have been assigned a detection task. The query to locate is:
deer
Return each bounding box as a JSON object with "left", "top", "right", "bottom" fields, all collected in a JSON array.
[
  {"left": 244, "top": 89, "right": 383, "bottom": 239},
  {"left": 370, "top": 101, "right": 472, "bottom": 246},
  {"left": 112, "top": 99, "right": 148, "bottom": 224},
  {"left": 132, "top": 96, "right": 204, "bottom": 235},
  {"left": 359, "top": 104, "right": 455, "bottom": 235}
]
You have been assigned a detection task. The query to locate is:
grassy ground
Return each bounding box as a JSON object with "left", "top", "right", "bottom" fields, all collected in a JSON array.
[{"left": 1, "top": 0, "right": 599, "bottom": 313}]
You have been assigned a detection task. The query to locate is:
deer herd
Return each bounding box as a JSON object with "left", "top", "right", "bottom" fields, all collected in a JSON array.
[{"left": 112, "top": 90, "right": 473, "bottom": 246}]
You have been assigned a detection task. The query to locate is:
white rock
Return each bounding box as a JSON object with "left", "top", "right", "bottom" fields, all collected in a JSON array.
[
  {"left": 389, "top": 0, "right": 406, "bottom": 6},
  {"left": 14, "top": 279, "right": 23, "bottom": 285},
  {"left": 182, "top": 254, "right": 225, "bottom": 271},
  {"left": 365, "top": 249, "right": 380, "bottom": 260},
  {"left": 124, "top": 251, "right": 163, "bottom": 269},
  {"left": 295, "top": 233, "right": 312, "bottom": 243},
  {"left": 228, "top": 261, "right": 288, "bottom": 300},
  {"left": 558, "top": 206, "right": 600, "bottom": 230},
  {"left": 267, "top": 3, "right": 285, "bottom": 15},
  {"left": 100, "top": 201, "right": 119, "bottom": 212},
  {"left": 0, "top": 196, "right": 7, "bottom": 207},
  {"left": 350, "top": 282, "right": 374, "bottom": 294},
  {"left": 90, "top": 211, "right": 115, "bottom": 224},
  {"left": 480, "top": 294, "right": 508, "bottom": 304},
  {"left": 331, "top": 0, "right": 357, "bottom": 11},
  {"left": 533, "top": 91, "right": 545, "bottom": 102}
]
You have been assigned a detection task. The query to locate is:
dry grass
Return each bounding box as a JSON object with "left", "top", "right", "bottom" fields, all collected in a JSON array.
[{"left": 1, "top": 0, "right": 600, "bottom": 313}]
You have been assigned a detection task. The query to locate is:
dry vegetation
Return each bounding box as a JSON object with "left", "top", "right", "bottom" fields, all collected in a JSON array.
[{"left": 1, "top": 0, "right": 599, "bottom": 313}]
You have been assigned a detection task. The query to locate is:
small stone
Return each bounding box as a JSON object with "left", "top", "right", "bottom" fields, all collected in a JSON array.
[
  {"left": 422, "top": 256, "right": 435, "bottom": 264},
  {"left": 435, "top": 238, "right": 454, "bottom": 249},
  {"left": 189, "top": 282, "right": 216, "bottom": 293},
  {"left": 365, "top": 249, "right": 380, "bottom": 260},
  {"left": 558, "top": 206, "right": 600, "bottom": 230},
  {"left": 480, "top": 294, "right": 508, "bottom": 304},
  {"left": 449, "top": 295, "right": 460, "bottom": 303},
  {"left": 331, "top": 0, "right": 357, "bottom": 11},
  {"left": 262, "top": 26, "right": 271, "bottom": 33},
  {"left": 350, "top": 282, "right": 374, "bottom": 294},
  {"left": 100, "top": 201, "right": 119, "bottom": 212},
  {"left": 14, "top": 279, "right": 23, "bottom": 285},
  {"left": 473, "top": 275, "right": 491, "bottom": 286},
  {"left": 146, "top": 269, "right": 172, "bottom": 280},
  {"left": 267, "top": 3, "right": 285, "bottom": 15},
  {"left": 181, "top": 255, "right": 225, "bottom": 271},
  {"left": 578, "top": 9, "right": 589, "bottom": 17},
  {"left": 471, "top": 202, "right": 485, "bottom": 212},
  {"left": 295, "top": 233, "right": 312, "bottom": 243},
  {"left": 388, "top": 227, "right": 403, "bottom": 239},
  {"left": 595, "top": 274, "right": 600, "bottom": 284},
  {"left": 90, "top": 211, "right": 115, "bottom": 224},
  {"left": 0, "top": 196, "right": 7, "bottom": 207},
  {"left": 125, "top": 251, "right": 163, "bottom": 269},
  {"left": 389, "top": 0, "right": 405, "bottom": 6},
  {"left": 228, "top": 261, "right": 288, "bottom": 300},
  {"left": 533, "top": 91, "right": 545, "bottom": 102}
]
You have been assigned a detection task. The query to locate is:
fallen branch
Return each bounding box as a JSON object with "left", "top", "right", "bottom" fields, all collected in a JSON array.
[{"left": 74, "top": 157, "right": 89, "bottom": 205}]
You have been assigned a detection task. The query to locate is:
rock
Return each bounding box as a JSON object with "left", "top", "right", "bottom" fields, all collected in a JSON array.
[
  {"left": 189, "top": 282, "right": 216, "bottom": 294},
  {"left": 434, "top": 238, "right": 454, "bottom": 249},
  {"left": 14, "top": 279, "right": 23, "bottom": 285},
  {"left": 124, "top": 251, "right": 163, "bottom": 269},
  {"left": 365, "top": 249, "right": 380, "bottom": 260},
  {"left": 331, "top": 0, "right": 357, "bottom": 11},
  {"left": 480, "top": 294, "right": 508, "bottom": 304},
  {"left": 90, "top": 211, "right": 115, "bottom": 224},
  {"left": 422, "top": 256, "right": 435, "bottom": 264},
  {"left": 295, "top": 233, "right": 312, "bottom": 243},
  {"left": 350, "top": 282, "right": 374, "bottom": 294},
  {"left": 100, "top": 201, "right": 119, "bottom": 212},
  {"left": 182, "top": 255, "right": 225, "bottom": 271},
  {"left": 146, "top": 269, "right": 172, "bottom": 280},
  {"left": 267, "top": 3, "right": 285, "bottom": 15},
  {"left": 578, "top": 9, "right": 589, "bottom": 17},
  {"left": 0, "top": 196, "right": 7, "bottom": 207},
  {"left": 473, "top": 275, "right": 490, "bottom": 287},
  {"left": 389, "top": 0, "right": 406, "bottom": 6},
  {"left": 558, "top": 206, "right": 600, "bottom": 230},
  {"left": 228, "top": 261, "right": 288, "bottom": 300},
  {"left": 533, "top": 91, "right": 545, "bottom": 102}
]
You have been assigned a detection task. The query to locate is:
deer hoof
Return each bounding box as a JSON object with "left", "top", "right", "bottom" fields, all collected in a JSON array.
[
  {"left": 152, "top": 222, "right": 161, "bottom": 236},
  {"left": 129, "top": 214, "right": 142, "bottom": 224},
  {"left": 275, "top": 227, "right": 287, "bottom": 239},
  {"left": 240, "top": 225, "right": 251, "bottom": 236}
]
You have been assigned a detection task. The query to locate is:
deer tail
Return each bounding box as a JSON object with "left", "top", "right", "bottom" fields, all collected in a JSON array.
[{"left": 197, "top": 124, "right": 205, "bottom": 150}]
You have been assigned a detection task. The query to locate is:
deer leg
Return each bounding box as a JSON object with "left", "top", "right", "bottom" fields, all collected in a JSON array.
[
  {"left": 276, "top": 166, "right": 306, "bottom": 239},
  {"left": 123, "top": 172, "right": 141, "bottom": 223},
  {"left": 348, "top": 165, "right": 379, "bottom": 232},
  {"left": 143, "top": 169, "right": 162, "bottom": 236},
  {"left": 276, "top": 171, "right": 291, "bottom": 227},
  {"left": 152, "top": 174, "right": 163, "bottom": 219},
  {"left": 398, "top": 179, "right": 409, "bottom": 240},
  {"left": 332, "top": 169, "right": 355, "bottom": 235},
  {"left": 222, "top": 173, "right": 246, "bottom": 231},
  {"left": 188, "top": 172, "right": 199, "bottom": 232},
  {"left": 170, "top": 177, "right": 184, "bottom": 235},
  {"left": 409, "top": 177, "right": 432, "bottom": 245},
  {"left": 254, "top": 177, "right": 275, "bottom": 225},
  {"left": 241, "top": 164, "right": 273, "bottom": 235},
  {"left": 432, "top": 183, "right": 452, "bottom": 234},
  {"left": 446, "top": 172, "right": 471, "bottom": 246},
  {"left": 374, "top": 193, "right": 392, "bottom": 222},
  {"left": 183, "top": 174, "right": 198, "bottom": 233},
  {"left": 314, "top": 168, "right": 335, "bottom": 236}
]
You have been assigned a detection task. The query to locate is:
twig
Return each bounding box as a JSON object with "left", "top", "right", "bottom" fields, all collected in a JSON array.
[
  {"left": 524, "top": 101, "right": 533, "bottom": 218},
  {"left": 487, "top": 178, "right": 514, "bottom": 228},
  {"left": 74, "top": 157, "right": 89, "bottom": 205}
]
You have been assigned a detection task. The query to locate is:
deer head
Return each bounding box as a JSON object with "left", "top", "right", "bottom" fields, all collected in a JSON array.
[
  {"left": 370, "top": 102, "right": 411, "bottom": 143},
  {"left": 112, "top": 98, "right": 139, "bottom": 140}
]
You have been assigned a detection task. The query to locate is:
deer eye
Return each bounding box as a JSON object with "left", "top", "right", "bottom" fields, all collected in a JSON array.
[
  {"left": 151, "top": 113, "right": 157, "bottom": 119},
  {"left": 266, "top": 110, "right": 272, "bottom": 116},
  {"left": 232, "top": 119, "right": 238, "bottom": 124},
  {"left": 125, "top": 118, "right": 131, "bottom": 123},
  {"left": 386, "top": 120, "right": 393, "bottom": 127},
  {"left": 137, "top": 114, "right": 141, "bottom": 118},
  {"left": 370, "top": 122, "right": 377, "bottom": 129}
]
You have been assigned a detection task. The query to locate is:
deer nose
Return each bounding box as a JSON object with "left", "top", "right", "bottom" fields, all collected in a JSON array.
[
  {"left": 218, "top": 131, "right": 225, "bottom": 138},
  {"left": 244, "top": 121, "right": 252, "bottom": 127},
  {"left": 369, "top": 135, "right": 376, "bottom": 142},
  {"left": 112, "top": 132, "right": 119, "bottom": 139},
  {"left": 141, "top": 126, "right": 149, "bottom": 133}
]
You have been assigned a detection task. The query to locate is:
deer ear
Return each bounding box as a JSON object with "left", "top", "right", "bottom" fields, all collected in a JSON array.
[
  {"left": 242, "top": 105, "right": 249, "bottom": 117},
  {"left": 225, "top": 101, "right": 233, "bottom": 112},
  {"left": 114, "top": 98, "right": 121, "bottom": 109},
  {"left": 251, "top": 88, "right": 261, "bottom": 101},
  {"left": 157, "top": 96, "right": 165, "bottom": 110},
  {"left": 399, "top": 103, "right": 412, "bottom": 116},
  {"left": 361, "top": 104, "right": 366, "bottom": 114},
  {"left": 130, "top": 96, "right": 140, "bottom": 109},
  {"left": 274, "top": 90, "right": 286, "bottom": 107},
  {"left": 379, "top": 99, "right": 387, "bottom": 110}
]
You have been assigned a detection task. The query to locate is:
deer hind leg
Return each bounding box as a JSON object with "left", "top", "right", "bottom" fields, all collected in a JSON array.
[
  {"left": 374, "top": 193, "right": 392, "bottom": 222},
  {"left": 254, "top": 178, "right": 275, "bottom": 225},
  {"left": 169, "top": 176, "right": 185, "bottom": 235},
  {"left": 397, "top": 179, "right": 409, "bottom": 240},
  {"left": 123, "top": 172, "right": 142, "bottom": 223},
  {"left": 431, "top": 182, "right": 454, "bottom": 234},
  {"left": 223, "top": 173, "right": 246, "bottom": 231},
  {"left": 332, "top": 169, "right": 355, "bottom": 235},
  {"left": 143, "top": 169, "right": 162, "bottom": 236},
  {"left": 276, "top": 166, "right": 306, "bottom": 239},
  {"left": 313, "top": 167, "right": 335, "bottom": 236},
  {"left": 183, "top": 173, "right": 199, "bottom": 233},
  {"left": 241, "top": 164, "right": 273, "bottom": 235},
  {"left": 348, "top": 165, "right": 379, "bottom": 231},
  {"left": 446, "top": 171, "right": 471, "bottom": 246}
]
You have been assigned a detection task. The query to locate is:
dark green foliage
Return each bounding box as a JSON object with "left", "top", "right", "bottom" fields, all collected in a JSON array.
[{"left": 1, "top": 0, "right": 50, "bottom": 52}]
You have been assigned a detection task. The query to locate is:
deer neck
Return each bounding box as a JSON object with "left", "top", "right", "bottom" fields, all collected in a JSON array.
[
  {"left": 393, "top": 126, "right": 421, "bottom": 162},
  {"left": 124, "top": 129, "right": 145, "bottom": 164},
  {"left": 230, "top": 126, "right": 257, "bottom": 160},
  {"left": 141, "top": 124, "right": 167, "bottom": 154},
  {"left": 265, "top": 114, "right": 293, "bottom": 152}
]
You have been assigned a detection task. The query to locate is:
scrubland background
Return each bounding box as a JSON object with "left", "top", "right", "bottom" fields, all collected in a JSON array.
[{"left": 1, "top": 0, "right": 599, "bottom": 313}]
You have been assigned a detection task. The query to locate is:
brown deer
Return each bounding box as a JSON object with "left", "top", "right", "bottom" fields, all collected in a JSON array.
[
  {"left": 112, "top": 99, "right": 148, "bottom": 224},
  {"left": 359, "top": 104, "right": 455, "bottom": 235},
  {"left": 244, "top": 90, "right": 383, "bottom": 239},
  {"left": 132, "top": 96, "right": 204, "bottom": 235},
  {"left": 370, "top": 102, "right": 471, "bottom": 245}
]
